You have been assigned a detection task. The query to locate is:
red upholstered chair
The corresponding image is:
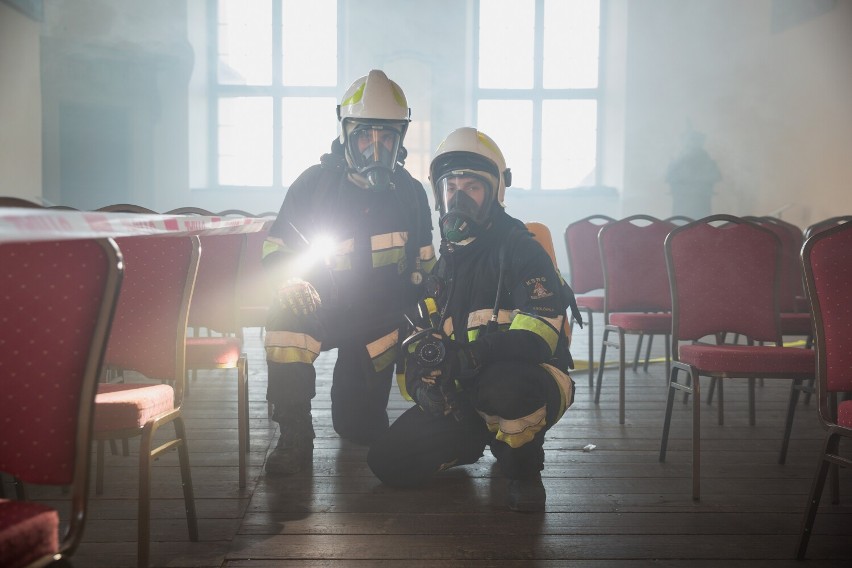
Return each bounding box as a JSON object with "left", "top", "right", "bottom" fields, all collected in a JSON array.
[
  {"left": 235, "top": 220, "right": 274, "bottom": 332},
  {"left": 166, "top": 208, "right": 251, "bottom": 488},
  {"left": 564, "top": 215, "right": 614, "bottom": 388},
  {"left": 664, "top": 215, "right": 693, "bottom": 226},
  {"left": 0, "top": 196, "right": 43, "bottom": 208},
  {"left": 96, "top": 204, "right": 158, "bottom": 214},
  {"left": 217, "top": 210, "right": 274, "bottom": 331},
  {"left": 0, "top": 238, "right": 123, "bottom": 568},
  {"left": 796, "top": 221, "right": 852, "bottom": 559},
  {"left": 754, "top": 217, "right": 811, "bottom": 340},
  {"left": 94, "top": 235, "right": 200, "bottom": 568},
  {"left": 595, "top": 215, "right": 675, "bottom": 424},
  {"left": 803, "top": 215, "right": 852, "bottom": 240},
  {"left": 657, "top": 215, "right": 815, "bottom": 500}
]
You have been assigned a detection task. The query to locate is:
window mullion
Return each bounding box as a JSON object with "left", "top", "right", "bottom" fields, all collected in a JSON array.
[
  {"left": 531, "top": 0, "right": 545, "bottom": 191},
  {"left": 272, "top": 0, "right": 283, "bottom": 188},
  {"left": 208, "top": 0, "right": 219, "bottom": 187}
]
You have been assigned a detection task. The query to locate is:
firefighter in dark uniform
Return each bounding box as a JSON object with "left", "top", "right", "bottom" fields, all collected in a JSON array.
[
  {"left": 262, "top": 70, "right": 436, "bottom": 475},
  {"left": 367, "top": 127, "right": 575, "bottom": 512}
]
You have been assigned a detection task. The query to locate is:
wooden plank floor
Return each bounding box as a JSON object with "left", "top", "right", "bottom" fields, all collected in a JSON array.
[{"left": 13, "top": 322, "right": 852, "bottom": 567}]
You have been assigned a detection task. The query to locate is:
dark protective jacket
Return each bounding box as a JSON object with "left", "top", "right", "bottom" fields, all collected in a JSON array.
[
  {"left": 263, "top": 145, "right": 435, "bottom": 337},
  {"left": 429, "top": 207, "right": 572, "bottom": 374}
]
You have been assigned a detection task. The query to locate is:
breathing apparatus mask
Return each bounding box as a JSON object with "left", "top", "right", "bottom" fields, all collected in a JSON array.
[
  {"left": 434, "top": 154, "right": 502, "bottom": 244},
  {"left": 342, "top": 120, "right": 404, "bottom": 190}
]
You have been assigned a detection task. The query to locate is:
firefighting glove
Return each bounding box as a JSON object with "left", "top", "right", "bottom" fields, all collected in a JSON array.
[
  {"left": 404, "top": 358, "right": 456, "bottom": 417},
  {"left": 439, "top": 340, "right": 485, "bottom": 384},
  {"left": 277, "top": 278, "right": 321, "bottom": 316}
]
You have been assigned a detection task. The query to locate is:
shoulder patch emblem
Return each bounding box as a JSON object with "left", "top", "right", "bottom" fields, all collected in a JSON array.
[{"left": 529, "top": 280, "right": 554, "bottom": 300}]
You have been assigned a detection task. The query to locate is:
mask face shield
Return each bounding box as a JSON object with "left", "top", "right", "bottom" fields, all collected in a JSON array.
[
  {"left": 437, "top": 171, "right": 496, "bottom": 242},
  {"left": 343, "top": 121, "right": 404, "bottom": 188}
]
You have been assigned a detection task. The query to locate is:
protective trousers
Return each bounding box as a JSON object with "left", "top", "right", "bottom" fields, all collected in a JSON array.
[
  {"left": 368, "top": 360, "right": 568, "bottom": 486},
  {"left": 265, "top": 302, "right": 399, "bottom": 445}
]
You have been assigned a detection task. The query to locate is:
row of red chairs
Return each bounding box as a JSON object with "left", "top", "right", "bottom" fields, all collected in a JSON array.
[
  {"left": 560, "top": 212, "right": 851, "bottom": 558},
  {"left": 0, "top": 202, "right": 276, "bottom": 567}
]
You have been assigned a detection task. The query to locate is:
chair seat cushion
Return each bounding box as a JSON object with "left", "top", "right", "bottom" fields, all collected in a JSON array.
[
  {"left": 678, "top": 344, "right": 814, "bottom": 375},
  {"left": 839, "top": 400, "right": 852, "bottom": 429},
  {"left": 186, "top": 336, "right": 242, "bottom": 368},
  {"left": 608, "top": 312, "right": 671, "bottom": 333},
  {"left": 780, "top": 312, "right": 813, "bottom": 335},
  {"left": 576, "top": 295, "right": 604, "bottom": 312},
  {"left": 0, "top": 499, "right": 58, "bottom": 568},
  {"left": 93, "top": 383, "right": 175, "bottom": 432}
]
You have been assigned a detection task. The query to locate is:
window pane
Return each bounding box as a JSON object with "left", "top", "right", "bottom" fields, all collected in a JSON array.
[
  {"left": 217, "top": 0, "right": 272, "bottom": 85},
  {"left": 543, "top": 0, "right": 600, "bottom": 89},
  {"left": 281, "top": 97, "right": 338, "bottom": 185},
  {"left": 283, "top": 0, "right": 337, "bottom": 86},
  {"left": 478, "top": 0, "right": 534, "bottom": 88},
  {"left": 219, "top": 97, "right": 273, "bottom": 186},
  {"left": 541, "top": 99, "right": 597, "bottom": 188},
  {"left": 477, "top": 100, "right": 532, "bottom": 190}
]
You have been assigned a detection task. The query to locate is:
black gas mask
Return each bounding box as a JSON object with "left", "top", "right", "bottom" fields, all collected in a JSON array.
[
  {"left": 344, "top": 122, "right": 404, "bottom": 191},
  {"left": 437, "top": 171, "right": 497, "bottom": 243}
]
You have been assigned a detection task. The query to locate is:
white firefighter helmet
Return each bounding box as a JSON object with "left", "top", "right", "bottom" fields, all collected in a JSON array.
[
  {"left": 429, "top": 127, "right": 512, "bottom": 242},
  {"left": 336, "top": 70, "right": 411, "bottom": 186}
]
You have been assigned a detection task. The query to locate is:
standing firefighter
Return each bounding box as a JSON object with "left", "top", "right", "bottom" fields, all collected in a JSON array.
[
  {"left": 262, "top": 70, "right": 435, "bottom": 475},
  {"left": 368, "top": 127, "right": 576, "bottom": 512}
]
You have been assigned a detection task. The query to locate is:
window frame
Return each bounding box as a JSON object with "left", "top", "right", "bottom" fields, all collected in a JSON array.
[
  {"left": 206, "top": 0, "right": 340, "bottom": 190},
  {"left": 472, "top": 0, "right": 605, "bottom": 191}
]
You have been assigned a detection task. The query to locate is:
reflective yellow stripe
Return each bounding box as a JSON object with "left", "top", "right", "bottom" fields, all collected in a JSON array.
[
  {"left": 372, "top": 232, "right": 408, "bottom": 250},
  {"left": 467, "top": 308, "right": 515, "bottom": 329},
  {"left": 540, "top": 363, "right": 574, "bottom": 419},
  {"left": 467, "top": 323, "right": 510, "bottom": 342},
  {"left": 341, "top": 81, "right": 365, "bottom": 106},
  {"left": 262, "top": 237, "right": 288, "bottom": 260},
  {"left": 419, "top": 244, "right": 435, "bottom": 261},
  {"left": 265, "top": 330, "right": 321, "bottom": 350},
  {"left": 371, "top": 232, "right": 407, "bottom": 268},
  {"left": 367, "top": 329, "right": 399, "bottom": 372},
  {"left": 418, "top": 243, "right": 437, "bottom": 273},
  {"left": 266, "top": 346, "right": 320, "bottom": 364},
  {"left": 372, "top": 248, "right": 406, "bottom": 268},
  {"left": 510, "top": 312, "right": 561, "bottom": 354},
  {"left": 477, "top": 407, "right": 547, "bottom": 449},
  {"left": 329, "top": 238, "right": 354, "bottom": 271},
  {"left": 396, "top": 372, "right": 413, "bottom": 401}
]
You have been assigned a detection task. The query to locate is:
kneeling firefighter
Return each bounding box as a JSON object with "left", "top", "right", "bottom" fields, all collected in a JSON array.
[
  {"left": 367, "top": 127, "right": 577, "bottom": 512},
  {"left": 262, "top": 70, "right": 436, "bottom": 475}
]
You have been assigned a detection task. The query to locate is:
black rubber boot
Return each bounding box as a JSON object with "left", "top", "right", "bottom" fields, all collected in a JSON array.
[
  {"left": 265, "top": 410, "right": 315, "bottom": 475},
  {"left": 506, "top": 473, "right": 546, "bottom": 512}
]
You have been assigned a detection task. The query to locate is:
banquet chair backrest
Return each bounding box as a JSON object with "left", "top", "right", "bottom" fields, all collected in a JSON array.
[
  {"left": 189, "top": 232, "right": 246, "bottom": 333},
  {"left": 745, "top": 217, "right": 804, "bottom": 312},
  {"left": 664, "top": 215, "right": 693, "bottom": 226},
  {"left": 0, "top": 238, "right": 123, "bottom": 559},
  {"left": 564, "top": 214, "right": 614, "bottom": 294},
  {"left": 96, "top": 204, "right": 158, "bottom": 214},
  {"left": 105, "top": 235, "right": 199, "bottom": 404},
  {"left": 599, "top": 215, "right": 675, "bottom": 315},
  {"left": 0, "top": 196, "right": 43, "bottom": 208},
  {"left": 165, "top": 207, "right": 246, "bottom": 334},
  {"left": 802, "top": 221, "right": 852, "bottom": 419},
  {"left": 665, "top": 215, "right": 782, "bottom": 347},
  {"left": 804, "top": 215, "right": 852, "bottom": 240}
]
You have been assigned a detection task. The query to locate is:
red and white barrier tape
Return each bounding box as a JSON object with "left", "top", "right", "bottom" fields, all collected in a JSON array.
[{"left": 0, "top": 207, "right": 272, "bottom": 243}]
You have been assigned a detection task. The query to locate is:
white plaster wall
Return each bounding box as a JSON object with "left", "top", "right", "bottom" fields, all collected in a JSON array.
[
  {"left": 0, "top": 2, "right": 42, "bottom": 202},
  {"left": 622, "top": 0, "right": 852, "bottom": 228}
]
